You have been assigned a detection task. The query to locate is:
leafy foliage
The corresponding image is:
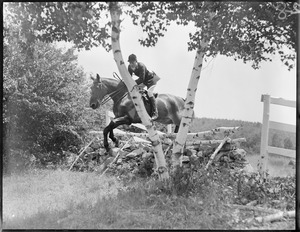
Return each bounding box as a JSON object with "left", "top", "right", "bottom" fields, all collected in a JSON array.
[
  {"left": 4, "top": 2, "right": 296, "bottom": 70},
  {"left": 236, "top": 172, "right": 295, "bottom": 210},
  {"left": 3, "top": 19, "right": 100, "bottom": 172},
  {"left": 4, "top": 39, "right": 84, "bottom": 148},
  {"left": 4, "top": 2, "right": 111, "bottom": 51},
  {"left": 127, "top": 2, "right": 296, "bottom": 70}
]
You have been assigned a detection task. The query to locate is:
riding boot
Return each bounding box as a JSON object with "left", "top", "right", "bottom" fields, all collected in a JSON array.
[{"left": 149, "top": 96, "right": 158, "bottom": 120}]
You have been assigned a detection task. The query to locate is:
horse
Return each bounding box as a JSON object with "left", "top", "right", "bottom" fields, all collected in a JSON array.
[{"left": 89, "top": 73, "right": 185, "bottom": 153}]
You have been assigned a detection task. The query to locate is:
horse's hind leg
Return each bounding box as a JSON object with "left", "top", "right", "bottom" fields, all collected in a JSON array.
[
  {"left": 108, "top": 115, "right": 132, "bottom": 148},
  {"left": 103, "top": 120, "right": 119, "bottom": 154},
  {"left": 108, "top": 121, "right": 119, "bottom": 147}
]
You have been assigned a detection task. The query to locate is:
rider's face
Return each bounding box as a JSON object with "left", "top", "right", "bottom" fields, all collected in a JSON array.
[{"left": 129, "top": 61, "right": 137, "bottom": 70}]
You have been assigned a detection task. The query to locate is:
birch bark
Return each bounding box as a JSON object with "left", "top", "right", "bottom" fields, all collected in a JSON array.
[
  {"left": 171, "top": 11, "right": 216, "bottom": 169},
  {"left": 109, "top": 3, "right": 169, "bottom": 180},
  {"left": 171, "top": 41, "right": 208, "bottom": 167}
]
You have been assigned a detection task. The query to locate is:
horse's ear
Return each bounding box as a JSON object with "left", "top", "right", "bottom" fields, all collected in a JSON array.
[
  {"left": 96, "top": 73, "right": 102, "bottom": 82},
  {"left": 90, "top": 74, "right": 95, "bottom": 81}
]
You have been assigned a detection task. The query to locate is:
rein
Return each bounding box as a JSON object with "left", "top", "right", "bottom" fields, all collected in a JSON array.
[{"left": 100, "top": 82, "right": 128, "bottom": 106}]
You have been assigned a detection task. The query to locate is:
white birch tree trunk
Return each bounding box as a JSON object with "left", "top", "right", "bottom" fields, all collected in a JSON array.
[
  {"left": 171, "top": 11, "right": 216, "bottom": 169},
  {"left": 171, "top": 41, "right": 208, "bottom": 168},
  {"left": 109, "top": 3, "right": 169, "bottom": 180}
]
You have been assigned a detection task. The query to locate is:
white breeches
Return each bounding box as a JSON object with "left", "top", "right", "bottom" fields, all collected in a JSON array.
[{"left": 147, "top": 85, "right": 156, "bottom": 97}]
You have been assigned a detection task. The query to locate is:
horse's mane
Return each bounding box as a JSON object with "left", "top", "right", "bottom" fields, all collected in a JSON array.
[{"left": 101, "top": 77, "right": 120, "bottom": 85}]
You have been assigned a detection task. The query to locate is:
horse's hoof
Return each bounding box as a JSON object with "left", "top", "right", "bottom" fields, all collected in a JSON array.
[
  {"left": 105, "top": 148, "right": 113, "bottom": 157},
  {"left": 104, "top": 142, "right": 109, "bottom": 149},
  {"left": 114, "top": 138, "right": 119, "bottom": 148}
]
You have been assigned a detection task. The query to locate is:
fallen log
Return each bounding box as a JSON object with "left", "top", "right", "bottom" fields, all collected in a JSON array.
[
  {"left": 158, "top": 137, "right": 246, "bottom": 147},
  {"left": 69, "top": 137, "right": 97, "bottom": 171},
  {"left": 164, "top": 126, "right": 240, "bottom": 139},
  {"left": 246, "top": 200, "right": 258, "bottom": 206},
  {"left": 89, "top": 126, "right": 240, "bottom": 140},
  {"left": 254, "top": 210, "right": 295, "bottom": 223},
  {"left": 132, "top": 136, "right": 151, "bottom": 144},
  {"left": 185, "top": 138, "right": 246, "bottom": 147},
  {"left": 205, "top": 137, "right": 230, "bottom": 170},
  {"left": 89, "top": 129, "right": 150, "bottom": 139},
  {"left": 226, "top": 204, "right": 281, "bottom": 214}
]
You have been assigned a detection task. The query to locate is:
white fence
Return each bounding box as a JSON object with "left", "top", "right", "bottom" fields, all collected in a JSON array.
[{"left": 258, "top": 94, "right": 296, "bottom": 175}]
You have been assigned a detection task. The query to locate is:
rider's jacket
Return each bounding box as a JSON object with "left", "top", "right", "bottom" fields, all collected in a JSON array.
[{"left": 128, "top": 62, "right": 155, "bottom": 88}]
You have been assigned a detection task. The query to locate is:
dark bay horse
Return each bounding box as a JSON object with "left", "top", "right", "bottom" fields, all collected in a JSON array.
[{"left": 89, "top": 74, "right": 185, "bottom": 152}]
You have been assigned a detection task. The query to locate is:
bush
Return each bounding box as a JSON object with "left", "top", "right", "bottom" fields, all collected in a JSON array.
[{"left": 3, "top": 36, "right": 96, "bottom": 171}]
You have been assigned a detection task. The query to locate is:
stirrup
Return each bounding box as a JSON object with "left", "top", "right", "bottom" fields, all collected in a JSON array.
[
  {"left": 151, "top": 111, "right": 158, "bottom": 120},
  {"left": 151, "top": 116, "right": 158, "bottom": 121}
]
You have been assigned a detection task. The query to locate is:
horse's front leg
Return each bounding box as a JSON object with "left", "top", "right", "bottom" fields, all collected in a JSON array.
[
  {"left": 108, "top": 115, "right": 132, "bottom": 148},
  {"left": 103, "top": 123, "right": 113, "bottom": 153}
]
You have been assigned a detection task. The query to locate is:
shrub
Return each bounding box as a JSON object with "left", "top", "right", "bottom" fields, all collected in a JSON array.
[{"left": 3, "top": 34, "right": 95, "bottom": 171}]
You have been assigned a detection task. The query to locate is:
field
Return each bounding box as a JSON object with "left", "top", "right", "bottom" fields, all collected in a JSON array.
[
  {"left": 2, "top": 153, "right": 295, "bottom": 230},
  {"left": 4, "top": 169, "right": 232, "bottom": 229},
  {"left": 3, "top": 169, "right": 123, "bottom": 229}
]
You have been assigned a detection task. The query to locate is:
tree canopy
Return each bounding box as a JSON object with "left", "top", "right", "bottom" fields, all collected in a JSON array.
[
  {"left": 126, "top": 1, "right": 297, "bottom": 70},
  {"left": 4, "top": 2, "right": 110, "bottom": 50},
  {"left": 4, "top": 2, "right": 297, "bottom": 70}
]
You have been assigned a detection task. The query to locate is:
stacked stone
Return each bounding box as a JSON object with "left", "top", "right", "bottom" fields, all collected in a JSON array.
[{"left": 69, "top": 134, "right": 250, "bottom": 174}]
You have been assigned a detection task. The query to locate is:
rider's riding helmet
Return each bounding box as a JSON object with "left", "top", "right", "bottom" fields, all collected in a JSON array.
[{"left": 128, "top": 54, "right": 137, "bottom": 62}]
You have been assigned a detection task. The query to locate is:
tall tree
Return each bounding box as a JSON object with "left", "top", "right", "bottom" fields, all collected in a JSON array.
[{"left": 109, "top": 2, "right": 169, "bottom": 179}]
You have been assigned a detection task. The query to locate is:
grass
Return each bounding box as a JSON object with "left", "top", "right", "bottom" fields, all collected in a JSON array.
[
  {"left": 3, "top": 168, "right": 234, "bottom": 229},
  {"left": 245, "top": 153, "right": 295, "bottom": 177},
  {"left": 3, "top": 169, "right": 121, "bottom": 229},
  {"left": 3, "top": 152, "right": 295, "bottom": 229}
]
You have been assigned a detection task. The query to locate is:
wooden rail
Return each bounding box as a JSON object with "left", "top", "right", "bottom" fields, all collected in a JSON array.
[{"left": 258, "top": 94, "right": 296, "bottom": 176}]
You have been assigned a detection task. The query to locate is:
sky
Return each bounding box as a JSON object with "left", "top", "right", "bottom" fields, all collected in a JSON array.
[{"left": 71, "top": 16, "right": 297, "bottom": 125}]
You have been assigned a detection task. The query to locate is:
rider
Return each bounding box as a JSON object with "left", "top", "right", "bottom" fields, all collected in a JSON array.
[{"left": 127, "top": 54, "right": 160, "bottom": 120}]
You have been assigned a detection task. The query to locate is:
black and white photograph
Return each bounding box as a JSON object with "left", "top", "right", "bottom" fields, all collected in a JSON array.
[{"left": 3, "top": 1, "right": 298, "bottom": 230}]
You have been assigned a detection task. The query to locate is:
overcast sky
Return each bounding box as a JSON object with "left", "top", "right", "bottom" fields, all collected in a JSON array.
[{"left": 72, "top": 17, "right": 296, "bottom": 125}]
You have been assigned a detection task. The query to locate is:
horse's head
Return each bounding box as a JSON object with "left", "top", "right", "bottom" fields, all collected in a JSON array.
[{"left": 89, "top": 74, "right": 108, "bottom": 109}]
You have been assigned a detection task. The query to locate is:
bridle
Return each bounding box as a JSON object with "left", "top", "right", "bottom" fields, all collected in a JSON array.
[
  {"left": 99, "top": 73, "right": 128, "bottom": 106},
  {"left": 99, "top": 84, "right": 128, "bottom": 106}
]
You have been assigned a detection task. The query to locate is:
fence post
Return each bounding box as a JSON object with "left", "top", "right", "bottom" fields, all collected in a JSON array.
[{"left": 258, "top": 94, "right": 270, "bottom": 177}]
